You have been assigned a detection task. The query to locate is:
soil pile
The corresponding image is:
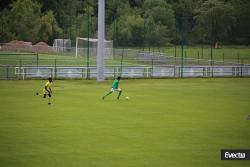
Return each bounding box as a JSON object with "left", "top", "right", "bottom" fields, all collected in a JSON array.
[{"left": 0, "top": 40, "right": 56, "bottom": 53}]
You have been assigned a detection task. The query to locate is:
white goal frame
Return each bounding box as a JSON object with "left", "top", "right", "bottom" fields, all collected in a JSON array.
[
  {"left": 75, "top": 37, "right": 113, "bottom": 59},
  {"left": 53, "top": 39, "right": 71, "bottom": 52}
]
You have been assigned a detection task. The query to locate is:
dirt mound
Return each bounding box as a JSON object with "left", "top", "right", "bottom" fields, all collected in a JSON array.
[
  {"left": 0, "top": 40, "right": 56, "bottom": 53},
  {"left": 33, "top": 42, "right": 56, "bottom": 53},
  {"left": 1, "top": 40, "right": 35, "bottom": 52}
]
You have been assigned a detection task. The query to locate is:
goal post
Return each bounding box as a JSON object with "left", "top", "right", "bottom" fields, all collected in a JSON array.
[
  {"left": 53, "top": 39, "right": 71, "bottom": 52},
  {"left": 75, "top": 37, "right": 113, "bottom": 59}
]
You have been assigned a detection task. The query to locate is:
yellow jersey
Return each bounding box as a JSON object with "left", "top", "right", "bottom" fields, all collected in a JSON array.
[
  {"left": 45, "top": 81, "right": 52, "bottom": 88},
  {"left": 43, "top": 81, "right": 52, "bottom": 94}
]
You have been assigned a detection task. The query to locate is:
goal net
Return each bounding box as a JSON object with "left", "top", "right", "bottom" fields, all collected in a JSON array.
[
  {"left": 75, "top": 37, "right": 113, "bottom": 59},
  {"left": 53, "top": 39, "right": 71, "bottom": 52}
]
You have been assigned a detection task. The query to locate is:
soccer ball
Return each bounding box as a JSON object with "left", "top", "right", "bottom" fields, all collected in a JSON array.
[{"left": 125, "top": 96, "right": 129, "bottom": 100}]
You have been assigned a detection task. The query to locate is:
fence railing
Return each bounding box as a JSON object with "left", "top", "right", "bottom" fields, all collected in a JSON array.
[
  {"left": 1, "top": 50, "right": 249, "bottom": 66},
  {"left": 1, "top": 65, "right": 249, "bottom": 80},
  {"left": 0, "top": 50, "right": 250, "bottom": 79}
]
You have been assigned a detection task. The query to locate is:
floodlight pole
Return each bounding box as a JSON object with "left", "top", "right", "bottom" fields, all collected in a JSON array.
[{"left": 97, "top": 0, "right": 105, "bottom": 81}]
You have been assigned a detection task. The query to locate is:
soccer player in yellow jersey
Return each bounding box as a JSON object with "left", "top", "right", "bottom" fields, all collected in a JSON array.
[{"left": 35, "top": 77, "right": 53, "bottom": 104}]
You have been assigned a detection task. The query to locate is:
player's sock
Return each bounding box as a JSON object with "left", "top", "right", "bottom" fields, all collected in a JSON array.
[{"left": 117, "top": 90, "right": 122, "bottom": 99}]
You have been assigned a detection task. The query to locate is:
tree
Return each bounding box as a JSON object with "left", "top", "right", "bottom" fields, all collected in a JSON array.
[
  {"left": 230, "top": 0, "right": 250, "bottom": 44},
  {"left": 143, "top": 0, "right": 175, "bottom": 46},
  {"left": 38, "top": 11, "right": 62, "bottom": 43},
  {"left": 106, "top": 0, "right": 130, "bottom": 25},
  {"left": 1, "top": 0, "right": 249, "bottom": 46},
  {"left": 0, "top": 0, "right": 14, "bottom": 10},
  {"left": 194, "top": 0, "right": 236, "bottom": 45},
  {"left": 0, "top": 0, "right": 63, "bottom": 44},
  {"left": 7, "top": 0, "right": 42, "bottom": 43},
  {"left": 172, "top": 0, "right": 198, "bottom": 44},
  {"left": 0, "top": 9, "right": 14, "bottom": 43},
  {"left": 116, "top": 12, "right": 144, "bottom": 46}
]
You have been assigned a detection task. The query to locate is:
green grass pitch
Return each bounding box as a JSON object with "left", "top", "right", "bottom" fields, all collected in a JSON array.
[{"left": 0, "top": 78, "right": 249, "bottom": 167}]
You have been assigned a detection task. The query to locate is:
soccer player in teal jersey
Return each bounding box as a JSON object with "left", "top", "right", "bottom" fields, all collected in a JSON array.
[{"left": 102, "top": 76, "right": 122, "bottom": 100}]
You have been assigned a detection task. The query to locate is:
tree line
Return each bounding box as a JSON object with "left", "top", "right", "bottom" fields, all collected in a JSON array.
[{"left": 0, "top": 0, "right": 249, "bottom": 47}]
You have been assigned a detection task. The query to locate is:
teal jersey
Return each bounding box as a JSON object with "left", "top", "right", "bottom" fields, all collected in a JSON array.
[{"left": 112, "top": 79, "right": 119, "bottom": 89}]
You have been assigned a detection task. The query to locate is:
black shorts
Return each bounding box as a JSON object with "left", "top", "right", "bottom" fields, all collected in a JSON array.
[{"left": 43, "top": 93, "right": 51, "bottom": 98}]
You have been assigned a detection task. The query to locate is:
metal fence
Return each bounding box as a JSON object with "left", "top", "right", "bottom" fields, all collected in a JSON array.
[
  {"left": 0, "top": 49, "right": 249, "bottom": 66},
  {"left": 0, "top": 65, "right": 249, "bottom": 80},
  {"left": 0, "top": 49, "right": 250, "bottom": 79}
]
